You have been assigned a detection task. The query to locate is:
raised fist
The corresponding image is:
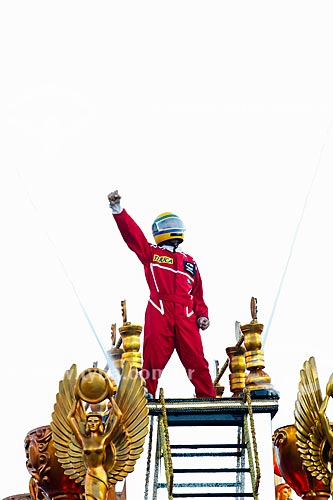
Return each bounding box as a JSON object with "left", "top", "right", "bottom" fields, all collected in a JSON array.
[{"left": 108, "top": 190, "right": 121, "bottom": 207}]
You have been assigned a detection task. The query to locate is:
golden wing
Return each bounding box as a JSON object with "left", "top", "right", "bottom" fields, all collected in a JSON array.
[
  {"left": 50, "top": 364, "right": 86, "bottom": 484},
  {"left": 107, "top": 360, "right": 149, "bottom": 484},
  {"left": 294, "top": 356, "right": 330, "bottom": 484}
]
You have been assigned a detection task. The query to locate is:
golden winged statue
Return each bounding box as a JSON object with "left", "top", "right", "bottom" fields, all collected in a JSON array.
[
  {"left": 294, "top": 356, "right": 333, "bottom": 492},
  {"left": 50, "top": 360, "right": 149, "bottom": 500}
]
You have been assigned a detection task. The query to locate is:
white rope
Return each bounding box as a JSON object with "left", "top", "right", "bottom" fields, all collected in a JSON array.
[
  {"left": 263, "top": 120, "right": 333, "bottom": 347},
  {"left": 16, "top": 169, "right": 120, "bottom": 384}
]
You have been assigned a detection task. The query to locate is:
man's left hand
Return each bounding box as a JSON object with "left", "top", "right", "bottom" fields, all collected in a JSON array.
[{"left": 198, "top": 317, "right": 210, "bottom": 330}]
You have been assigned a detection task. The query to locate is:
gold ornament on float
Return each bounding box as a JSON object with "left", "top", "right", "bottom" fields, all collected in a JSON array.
[
  {"left": 50, "top": 361, "right": 149, "bottom": 500},
  {"left": 240, "top": 297, "right": 273, "bottom": 392}
]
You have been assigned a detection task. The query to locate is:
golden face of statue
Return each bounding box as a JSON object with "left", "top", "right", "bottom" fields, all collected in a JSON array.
[{"left": 87, "top": 415, "right": 102, "bottom": 432}]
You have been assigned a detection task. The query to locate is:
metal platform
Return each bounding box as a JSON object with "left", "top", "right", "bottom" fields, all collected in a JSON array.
[{"left": 147, "top": 392, "right": 279, "bottom": 427}]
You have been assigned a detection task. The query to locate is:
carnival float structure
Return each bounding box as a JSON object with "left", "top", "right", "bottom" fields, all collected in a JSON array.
[{"left": 4, "top": 298, "right": 333, "bottom": 500}]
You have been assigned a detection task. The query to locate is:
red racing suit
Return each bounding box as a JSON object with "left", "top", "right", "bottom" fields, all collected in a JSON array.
[{"left": 113, "top": 209, "right": 216, "bottom": 398}]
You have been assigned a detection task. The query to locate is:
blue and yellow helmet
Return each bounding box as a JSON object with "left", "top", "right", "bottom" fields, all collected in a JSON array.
[{"left": 152, "top": 212, "right": 186, "bottom": 245}]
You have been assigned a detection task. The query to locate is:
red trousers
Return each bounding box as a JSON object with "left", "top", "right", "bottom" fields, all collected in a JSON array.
[{"left": 142, "top": 300, "right": 216, "bottom": 398}]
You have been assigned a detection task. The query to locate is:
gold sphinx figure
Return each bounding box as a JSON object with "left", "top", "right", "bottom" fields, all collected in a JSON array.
[{"left": 50, "top": 361, "right": 149, "bottom": 500}]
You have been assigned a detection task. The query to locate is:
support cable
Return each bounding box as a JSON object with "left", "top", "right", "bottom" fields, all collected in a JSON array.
[
  {"left": 16, "top": 169, "right": 120, "bottom": 383},
  {"left": 263, "top": 120, "right": 333, "bottom": 347}
]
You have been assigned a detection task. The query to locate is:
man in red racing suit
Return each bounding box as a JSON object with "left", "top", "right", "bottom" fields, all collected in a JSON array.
[{"left": 108, "top": 190, "right": 216, "bottom": 399}]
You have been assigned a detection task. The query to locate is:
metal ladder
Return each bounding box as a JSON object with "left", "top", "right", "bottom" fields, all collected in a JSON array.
[
  {"left": 156, "top": 422, "right": 253, "bottom": 498},
  {"left": 144, "top": 392, "right": 279, "bottom": 499}
]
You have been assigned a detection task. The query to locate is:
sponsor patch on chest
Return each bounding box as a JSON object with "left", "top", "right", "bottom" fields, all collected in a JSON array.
[
  {"left": 184, "top": 260, "right": 196, "bottom": 276},
  {"left": 153, "top": 254, "right": 174, "bottom": 264}
]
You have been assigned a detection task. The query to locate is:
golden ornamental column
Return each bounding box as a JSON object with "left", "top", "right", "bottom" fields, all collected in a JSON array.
[
  {"left": 118, "top": 300, "right": 143, "bottom": 370},
  {"left": 119, "top": 323, "right": 143, "bottom": 369},
  {"left": 226, "top": 345, "right": 246, "bottom": 397},
  {"left": 240, "top": 297, "right": 278, "bottom": 396}
]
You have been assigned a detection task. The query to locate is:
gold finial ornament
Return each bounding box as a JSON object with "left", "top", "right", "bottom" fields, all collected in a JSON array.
[
  {"left": 225, "top": 320, "right": 246, "bottom": 397},
  {"left": 226, "top": 345, "right": 246, "bottom": 397},
  {"left": 117, "top": 299, "right": 143, "bottom": 370},
  {"left": 240, "top": 297, "right": 273, "bottom": 391},
  {"left": 50, "top": 362, "right": 149, "bottom": 500},
  {"left": 119, "top": 323, "right": 143, "bottom": 369}
]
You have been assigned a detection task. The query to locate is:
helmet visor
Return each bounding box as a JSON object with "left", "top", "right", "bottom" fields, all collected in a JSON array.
[{"left": 152, "top": 215, "right": 185, "bottom": 235}]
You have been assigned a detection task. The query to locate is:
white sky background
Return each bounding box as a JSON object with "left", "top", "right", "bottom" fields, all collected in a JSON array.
[{"left": 2, "top": 2, "right": 333, "bottom": 498}]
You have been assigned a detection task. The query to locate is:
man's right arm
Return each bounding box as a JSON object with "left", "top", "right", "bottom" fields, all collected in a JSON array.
[{"left": 107, "top": 190, "right": 150, "bottom": 264}]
